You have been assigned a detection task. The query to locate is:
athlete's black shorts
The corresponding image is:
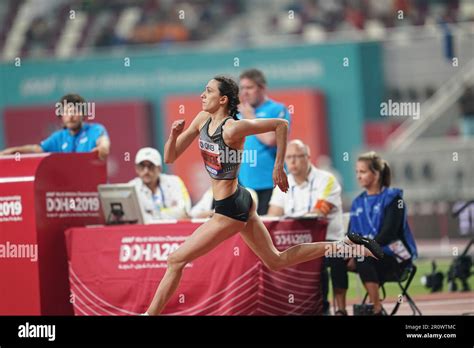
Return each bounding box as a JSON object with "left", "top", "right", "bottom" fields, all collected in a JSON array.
[{"left": 213, "top": 185, "right": 253, "bottom": 222}]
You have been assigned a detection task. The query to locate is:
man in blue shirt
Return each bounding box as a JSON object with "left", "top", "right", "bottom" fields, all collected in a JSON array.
[
  {"left": 0, "top": 94, "right": 110, "bottom": 160},
  {"left": 238, "top": 69, "right": 291, "bottom": 215}
]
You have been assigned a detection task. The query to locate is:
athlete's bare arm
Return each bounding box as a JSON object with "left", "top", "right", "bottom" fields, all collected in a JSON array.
[
  {"left": 237, "top": 102, "right": 276, "bottom": 146},
  {"left": 164, "top": 111, "right": 208, "bottom": 164},
  {"left": 225, "top": 118, "right": 289, "bottom": 192}
]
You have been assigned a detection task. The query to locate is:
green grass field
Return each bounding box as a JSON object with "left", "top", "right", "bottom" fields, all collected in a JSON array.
[{"left": 327, "top": 258, "right": 474, "bottom": 302}]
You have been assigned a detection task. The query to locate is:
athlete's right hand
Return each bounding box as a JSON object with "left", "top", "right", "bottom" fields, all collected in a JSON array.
[{"left": 170, "top": 119, "right": 185, "bottom": 137}]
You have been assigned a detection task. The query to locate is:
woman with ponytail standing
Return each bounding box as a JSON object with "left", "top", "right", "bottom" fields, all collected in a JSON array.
[
  {"left": 348, "top": 151, "right": 418, "bottom": 315},
  {"left": 142, "top": 76, "right": 383, "bottom": 315}
]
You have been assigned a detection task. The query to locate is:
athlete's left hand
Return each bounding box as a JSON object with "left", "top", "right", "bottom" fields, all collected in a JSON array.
[{"left": 273, "top": 165, "right": 289, "bottom": 193}]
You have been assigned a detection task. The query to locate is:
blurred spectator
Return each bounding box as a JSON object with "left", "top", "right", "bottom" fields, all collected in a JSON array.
[
  {"left": 25, "top": 17, "right": 51, "bottom": 52},
  {"left": 413, "top": 0, "right": 429, "bottom": 25},
  {"left": 237, "top": 68, "right": 291, "bottom": 215},
  {"left": 0, "top": 94, "right": 110, "bottom": 160},
  {"left": 318, "top": 0, "right": 345, "bottom": 29},
  {"left": 368, "top": 0, "right": 393, "bottom": 24},
  {"left": 129, "top": 147, "right": 191, "bottom": 221},
  {"left": 459, "top": 84, "right": 474, "bottom": 138},
  {"left": 2, "top": 0, "right": 471, "bottom": 60},
  {"left": 394, "top": 0, "right": 411, "bottom": 18},
  {"left": 344, "top": 1, "right": 366, "bottom": 30},
  {"left": 131, "top": 22, "right": 189, "bottom": 44},
  {"left": 445, "top": 0, "right": 460, "bottom": 23}
]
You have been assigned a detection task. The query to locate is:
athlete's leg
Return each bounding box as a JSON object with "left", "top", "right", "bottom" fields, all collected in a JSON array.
[
  {"left": 240, "top": 201, "right": 371, "bottom": 271},
  {"left": 146, "top": 214, "right": 245, "bottom": 315}
]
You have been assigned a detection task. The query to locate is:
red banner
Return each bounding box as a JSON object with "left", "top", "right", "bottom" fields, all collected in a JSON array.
[
  {"left": 0, "top": 153, "right": 107, "bottom": 315},
  {"left": 66, "top": 218, "right": 327, "bottom": 315}
]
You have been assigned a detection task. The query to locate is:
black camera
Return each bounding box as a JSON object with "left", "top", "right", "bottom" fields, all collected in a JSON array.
[
  {"left": 421, "top": 260, "right": 444, "bottom": 293},
  {"left": 447, "top": 255, "right": 472, "bottom": 292}
]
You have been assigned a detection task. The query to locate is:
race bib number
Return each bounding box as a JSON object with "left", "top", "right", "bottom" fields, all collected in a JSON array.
[{"left": 199, "top": 139, "right": 222, "bottom": 171}]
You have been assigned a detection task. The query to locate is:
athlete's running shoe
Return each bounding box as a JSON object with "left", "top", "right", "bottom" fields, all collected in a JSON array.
[{"left": 347, "top": 233, "right": 384, "bottom": 260}]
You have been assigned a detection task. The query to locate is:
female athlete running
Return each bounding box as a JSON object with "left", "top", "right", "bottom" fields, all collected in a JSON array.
[{"left": 144, "top": 76, "right": 383, "bottom": 315}]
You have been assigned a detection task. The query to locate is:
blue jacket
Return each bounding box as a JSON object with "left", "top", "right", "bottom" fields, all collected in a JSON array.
[{"left": 350, "top": 187, "right": 418, "bottom": 260}]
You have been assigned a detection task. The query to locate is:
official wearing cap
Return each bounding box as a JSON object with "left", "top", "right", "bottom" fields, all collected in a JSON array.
[{"left": 129, "top": 147, "right": 191, "bottom": 221}]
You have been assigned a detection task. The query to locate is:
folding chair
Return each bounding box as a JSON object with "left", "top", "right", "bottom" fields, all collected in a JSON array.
[
  {"left": 344, "top": 213, "right": 422, "bottom": 316},
  {"left": 361, "top": 256, "right": 422, "bottom": 316}
]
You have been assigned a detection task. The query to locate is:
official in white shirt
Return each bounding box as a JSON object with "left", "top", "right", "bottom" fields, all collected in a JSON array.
[
  {"left": 267, "top": 139, "right": 348, "bottom": 315},
  {"left": 129, "top": 147, "right": 191, "bottom": 222}
]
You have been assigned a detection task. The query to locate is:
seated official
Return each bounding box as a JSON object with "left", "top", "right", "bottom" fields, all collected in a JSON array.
[
  {"left": 190, "top": 187, "right": 258, "bottom": 219},
  {"left": 130, "top": 147, "right": 191, "bottom": 221},
  {"left": 348, "top": 151, "right": 418, "bottom": 315},
  {"left": 0, "top": 94, "right": 110, "bottom": 160},
  {"left": 267, "top": 139, "right": 348, "bottom": 315}
]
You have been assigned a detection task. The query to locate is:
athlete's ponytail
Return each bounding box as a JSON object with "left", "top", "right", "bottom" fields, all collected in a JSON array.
[
  {"left": 358, "top": 151, "right": 391, "bottom": 189},
  {"left": 213, "top": 75, "right": 240, "bottom": 120}
]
